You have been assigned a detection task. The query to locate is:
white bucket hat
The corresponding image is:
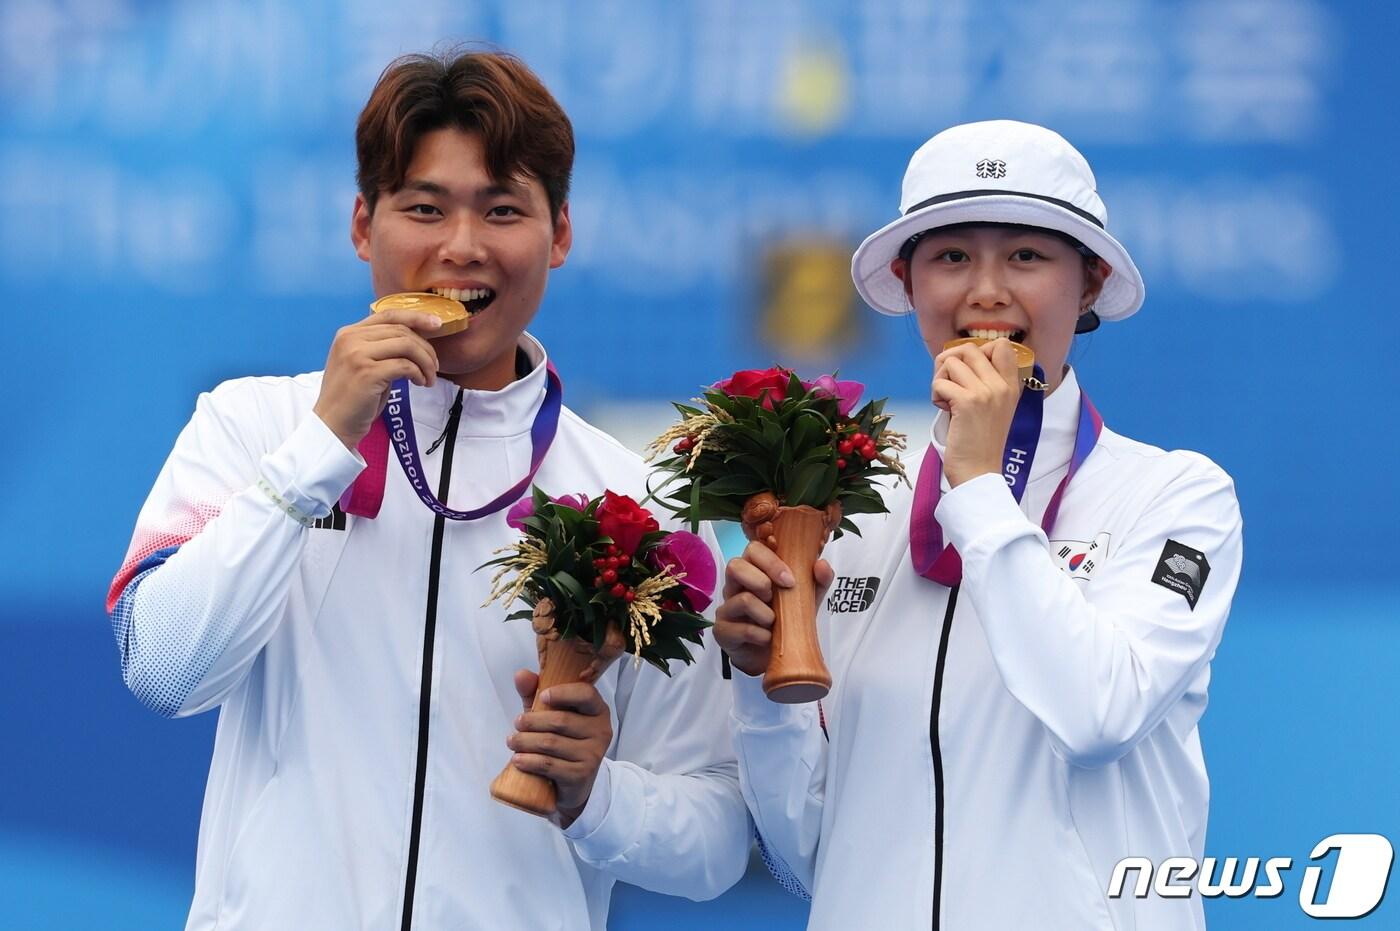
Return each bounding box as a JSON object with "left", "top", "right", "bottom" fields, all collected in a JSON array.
[{"left": 851, "top": 120, "right": 1144, "bottom": 324}]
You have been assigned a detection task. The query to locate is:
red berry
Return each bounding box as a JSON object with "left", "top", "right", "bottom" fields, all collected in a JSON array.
[
  {"left": 860, "top": 443, "right": 878, "bottom": 460},
  {"left": 837, "top": 440, "right": 854, "bottom": 456},
  {"left": 624, "top": 591, "right": 636, "bottom": 603},
  {"left": 851, "top": 432, "right": 867, "bottom": 446},
  {"left": 662, "top": 599, "right": 680, "bottom": 612},
  {"left": 674, "top": 436, "right": 694, "bottom": 453},
  {"left": 610, "top": 583, "right": 627, "bottom": 598},
  {"left": 836, "top": 458, "right": 847, "bottom": 470},
  {"left": 602, "top": 569, "right": 618, "bottom": 584},
  {"left": 594, "top": 575, "right": 604, "bottom": 587},
  {"left": 606, "top": 545, "right": 620, "bottom": 556},
  {"left": 593, "top": 557, "right": 606, "bottom": 568}
]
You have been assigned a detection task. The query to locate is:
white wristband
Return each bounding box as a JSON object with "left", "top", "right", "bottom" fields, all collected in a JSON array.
[{"left": 256, "top": 477, "right": 316, "bottom": 528}]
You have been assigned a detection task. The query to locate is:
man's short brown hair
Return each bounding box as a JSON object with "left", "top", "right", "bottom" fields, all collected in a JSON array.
[{"left": 355, "top": 49, "right": 574, "bottom": 221}]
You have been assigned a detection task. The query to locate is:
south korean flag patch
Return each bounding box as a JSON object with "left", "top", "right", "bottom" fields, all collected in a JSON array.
[
  {"left": 1049, "top": 532, "right": 1111, "bottom": 582},
  {"left": 1151, "top": 539, "right": 1211, "bottom": 609}
]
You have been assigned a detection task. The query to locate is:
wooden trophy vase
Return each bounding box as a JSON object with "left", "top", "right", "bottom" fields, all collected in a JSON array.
[
  {"left": 489, "top": 635, "right": 599, "bottom": 818},
  {"left": 763, "top": 505, "right": 833, "bottom": 704}
]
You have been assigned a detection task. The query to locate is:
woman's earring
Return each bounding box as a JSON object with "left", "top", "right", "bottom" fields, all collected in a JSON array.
[{"left": 1075, "top": 305, "right": 1101, "bottom": 334}]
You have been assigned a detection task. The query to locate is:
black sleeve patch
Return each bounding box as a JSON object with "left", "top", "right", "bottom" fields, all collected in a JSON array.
[{"left": 1151, "top": 539, "right": 1211, "bottom": 609}]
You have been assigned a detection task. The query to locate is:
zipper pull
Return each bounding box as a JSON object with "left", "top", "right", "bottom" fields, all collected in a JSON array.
[{"left": 424, "top": 389, "right": 464, "bottom": 456}]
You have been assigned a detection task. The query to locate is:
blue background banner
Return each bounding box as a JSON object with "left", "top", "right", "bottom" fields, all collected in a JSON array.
[{"left": 3, "top": 1, "right": 1396, "bottom": 927}]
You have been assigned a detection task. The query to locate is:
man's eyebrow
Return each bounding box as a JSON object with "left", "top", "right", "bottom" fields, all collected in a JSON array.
[
  {"left": 481, "top": 180, "right": 528, "bottom": 198},
  {"left": 398, "top": 178, "right": 528, "bottom": 198},
  {"left": 401, "top": 179, "right": 450, "bottom": 196}
]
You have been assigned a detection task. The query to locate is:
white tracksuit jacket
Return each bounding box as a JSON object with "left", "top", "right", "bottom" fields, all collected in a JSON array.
[
  {"left": 731, "top": 368, "right": 1243, "bottom": 930},
  {"left": 107, "top": 334, "right": 750, "bottom": 930}
]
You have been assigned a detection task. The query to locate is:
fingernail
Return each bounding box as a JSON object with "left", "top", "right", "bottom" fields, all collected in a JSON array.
[
  {"left": 514, "top": 715, "right": 524, "bottom": 729},
  {"left": 539, "top": 689, "right": 551, "bottom": 705},
  {"left": 779, "top": 570, "right": 796, "bottom": 587}
]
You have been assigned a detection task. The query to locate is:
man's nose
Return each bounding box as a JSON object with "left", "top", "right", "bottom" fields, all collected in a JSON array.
[{"left": 439, "top": 214, "right": 488, "bottom": 265}]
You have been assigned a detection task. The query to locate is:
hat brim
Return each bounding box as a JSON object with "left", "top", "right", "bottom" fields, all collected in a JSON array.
[{"left": 850, "top": 194, "right": 1145, "bottom": 321}]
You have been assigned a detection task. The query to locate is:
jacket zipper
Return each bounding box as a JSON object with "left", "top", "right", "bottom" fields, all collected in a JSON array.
[
  {"left": 400, "top": 389, "right": 464, "bottom": 931},
  {"left": 929, "top": 584, "right": 959, "bottom": 931}
]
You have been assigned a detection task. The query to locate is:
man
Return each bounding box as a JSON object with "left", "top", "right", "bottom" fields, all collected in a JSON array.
[{"left": 107, "top": 50, "right": 749, "bottom": 930}]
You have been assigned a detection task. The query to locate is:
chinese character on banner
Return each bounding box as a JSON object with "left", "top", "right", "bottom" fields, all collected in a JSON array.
[{"left": 759, "top": 239, "right": 861, "bottom": 362}]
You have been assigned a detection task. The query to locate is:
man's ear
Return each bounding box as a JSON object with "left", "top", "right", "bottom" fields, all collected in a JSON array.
[
  {"left": 549, "top": 203, "right": 573, "bottom": 269},
  {"left": 350, "top": 194, "right": 373, "bottom": 263}
]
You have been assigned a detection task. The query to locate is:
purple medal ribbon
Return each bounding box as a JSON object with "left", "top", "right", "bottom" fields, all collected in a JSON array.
[
  {"left": 910, "top": 367, "right": 1103, "bottom": 586},
  {"left": 381, "top": 363, "right": 564, "bottom": 521}
]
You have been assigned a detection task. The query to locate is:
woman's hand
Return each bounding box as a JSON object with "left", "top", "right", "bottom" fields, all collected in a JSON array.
[
  {"left": 714, "top": 541, "right": 834, "bottom": 677},
  {"left": 932, "top": 339, "right": 1024, "bottom": 487}
]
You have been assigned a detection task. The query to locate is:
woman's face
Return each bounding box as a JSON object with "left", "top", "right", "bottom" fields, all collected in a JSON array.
[{"left": 893, "top": 225, "right": 1108, "bottom": 393}]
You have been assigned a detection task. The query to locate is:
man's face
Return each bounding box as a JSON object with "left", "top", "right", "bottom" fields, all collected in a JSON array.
[{"left": 351, "top": 128, "right": 571, "bottom": 388}]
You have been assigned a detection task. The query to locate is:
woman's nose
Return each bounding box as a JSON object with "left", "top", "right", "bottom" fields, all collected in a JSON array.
[{"left": 967, "top": 264, "right": 1010, "bottom": 308}]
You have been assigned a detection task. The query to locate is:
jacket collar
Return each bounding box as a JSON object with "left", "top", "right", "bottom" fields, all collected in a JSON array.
[{"left": 405, "top": 332, "right": 550, "bottom": 439}]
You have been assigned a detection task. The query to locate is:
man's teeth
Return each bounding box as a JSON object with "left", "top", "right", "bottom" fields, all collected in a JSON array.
[
  {"left": 964, "top": 328, "right": 1025, "bottom": 341},
  {"left": 431, "top": 287, "right": 493, "bottom": 302}
]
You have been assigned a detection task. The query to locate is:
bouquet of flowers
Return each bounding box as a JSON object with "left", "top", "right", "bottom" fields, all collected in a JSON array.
[
  {"left": 647, "top": 366, "right": 906, "bottom": 703},
  {"left": 481, "top": 487, "right": 716, "bottom": 816}
]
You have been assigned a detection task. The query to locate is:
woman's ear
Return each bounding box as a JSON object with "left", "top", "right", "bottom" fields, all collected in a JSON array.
[
  {"left": 890, "top": 257, "right": 914, "bottom": 298},
  {"left": 1082, "top": 258, "right": 1112, "bottom": 309}
]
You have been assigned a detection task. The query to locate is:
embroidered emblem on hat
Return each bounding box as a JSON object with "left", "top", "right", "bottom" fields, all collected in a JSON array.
[
  {"left": 1050, "top": 532, "right": 1111, "bottom": 581},
  {"left": 1151, "top": 539, "right": 1211, "bottom": 609},
  {"left": 975, "top": 158, "right": 1007, "bottom": 180}
]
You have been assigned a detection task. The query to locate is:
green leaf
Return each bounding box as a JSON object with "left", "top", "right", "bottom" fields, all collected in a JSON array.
[
  {"left": 787, "top": 460, "right": 836, "bottom": 508},
  {"left": 701, "top": 473, "right": 769, "bottom": 497}
]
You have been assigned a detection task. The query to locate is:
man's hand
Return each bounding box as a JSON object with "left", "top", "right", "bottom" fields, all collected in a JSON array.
[
  {"left": 312, "top": 309, "right": 443, "bottom": 449},
  {"left": 507, "top": 669, "right": 613, "bottom": 825},
  {"left": 932, "top": 338, "right": 1023, "bottom": 487},
  {"left": 714, "top": 541, "right": 835, "bottom": 677}
]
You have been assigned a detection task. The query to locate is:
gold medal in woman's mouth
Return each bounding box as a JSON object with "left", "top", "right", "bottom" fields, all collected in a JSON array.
[{"left": 943, "top": 337, "right": 1047, "bottom": 391}]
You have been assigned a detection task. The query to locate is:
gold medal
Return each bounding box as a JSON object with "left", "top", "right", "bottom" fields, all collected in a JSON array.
[
  {"left": 370, "top": 292, "right": 470, "bottom": 337},
  {"left": 943, "top": 337, "right": 1047, "bottom": 391}
]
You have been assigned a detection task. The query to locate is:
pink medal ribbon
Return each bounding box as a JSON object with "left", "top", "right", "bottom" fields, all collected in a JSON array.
[
  {"left": 340, "top": 364, "right": 563, "bottom": 521},
  {"left": 910, "top": 375, "right": 1103, "bottom": 586}
]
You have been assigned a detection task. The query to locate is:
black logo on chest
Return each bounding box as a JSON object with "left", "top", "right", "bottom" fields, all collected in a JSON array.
[
  {"left": 311, "top": 504, "right": 348, "bottom": 531},
  {"left": 827, "top": 576, "right": 881, "bottom": 614}
]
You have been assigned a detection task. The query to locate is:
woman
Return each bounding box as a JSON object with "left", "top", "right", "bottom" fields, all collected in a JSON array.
[{"left": 716, "top": 120, "right": 1242, "bottom": 930}]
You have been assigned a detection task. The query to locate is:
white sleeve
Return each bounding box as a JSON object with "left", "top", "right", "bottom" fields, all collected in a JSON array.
[
  {"left": 728, "top": 667, "right": 827, "bottom": 896},
  {"left": 106, "top": 383, "right": 364, "bottom": 718},
  {"left": 562, "top": 525, "right": 753, "bottom": 901},
  {"left": 938, "top": 458, "right": 1243, "bottom": 768}
]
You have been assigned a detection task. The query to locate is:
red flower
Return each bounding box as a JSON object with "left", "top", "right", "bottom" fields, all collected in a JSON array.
[
  {"left": 596, "top": 491, "right": 657, "bottom": 555},
  {"left": 711, "top": 366, "right": 794, "bottom": 410}
]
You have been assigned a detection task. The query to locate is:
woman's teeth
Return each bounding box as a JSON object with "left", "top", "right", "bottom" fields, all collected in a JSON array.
[{"left": 962, "top": 328, "right": 1026, "bottom": 342}]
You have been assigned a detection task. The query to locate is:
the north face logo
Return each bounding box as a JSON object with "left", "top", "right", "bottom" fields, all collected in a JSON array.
[
  {"left": 827, "top": 576, "right": 881, "bottom": 613},
  {"left": 311, "top": 504, "right": 348, "bottom": 531},
  {"left": 976, "top": 159, "right": 1007, "bottom": 179}
]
